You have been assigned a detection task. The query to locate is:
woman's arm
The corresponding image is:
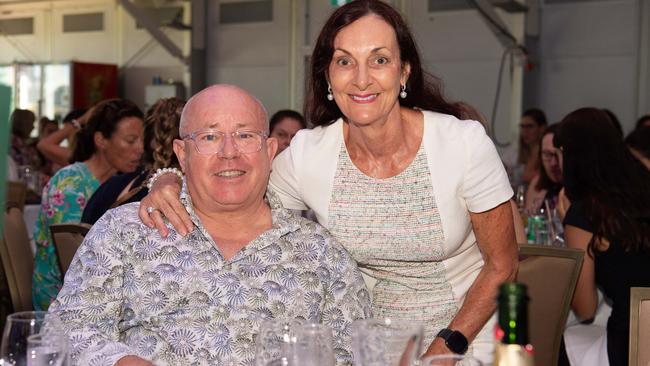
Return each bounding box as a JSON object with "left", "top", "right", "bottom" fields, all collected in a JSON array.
[
  {"left": 423, "top": 201, "right": 519, "bottom": 356},
  {"left": 36, "top": 123, "right": 76, "bottom": 166},
  {"left": 138, "top": 173, "right": 191, "bottom": 237},
  {"left": 565, "top": 224, "right": 598, "bottom": 320}
]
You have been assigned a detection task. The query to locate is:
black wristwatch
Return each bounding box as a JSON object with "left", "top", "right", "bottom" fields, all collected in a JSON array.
[{"left": 436, "top": 328, "right": 469, "bottom": 354}]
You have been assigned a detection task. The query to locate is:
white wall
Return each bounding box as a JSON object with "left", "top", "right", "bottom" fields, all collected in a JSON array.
[
  {"left": 0, "top": 0, "right": 189, "bottom": 110},
  {"left": 535, "top": 0, "right": 641, "bottom": 132}
]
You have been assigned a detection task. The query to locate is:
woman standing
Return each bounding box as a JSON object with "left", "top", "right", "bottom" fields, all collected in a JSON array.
[
  {"left": 32, "top": 99, "right": 144, "bottom": 310},
  {"left": 558, "top": 108, "right": 650, "bottom": 366},
  {"left": 139, "top": 1, "right": 517, "bottom": 362}
]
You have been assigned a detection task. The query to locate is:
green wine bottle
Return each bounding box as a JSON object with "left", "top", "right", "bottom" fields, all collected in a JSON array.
[{"left": 494, "top": 282, "right": 534, "bottom": 366}]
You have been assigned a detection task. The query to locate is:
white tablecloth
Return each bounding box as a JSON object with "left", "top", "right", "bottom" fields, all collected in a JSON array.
[
  {"left": 23, "top": 204, "right": 39, "bottom": 254},
  {"left": 564, "top": 291, "right": 612, "bottom": 366}
]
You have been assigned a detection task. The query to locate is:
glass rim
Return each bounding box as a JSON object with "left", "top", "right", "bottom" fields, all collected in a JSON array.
[{"left": 6, "top": 311, "right": 49, "bottom": 322}]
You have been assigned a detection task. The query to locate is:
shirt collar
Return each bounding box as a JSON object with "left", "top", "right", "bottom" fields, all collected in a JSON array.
[{"left": 179, "top": 179, "right": 302, "bottom": 253}]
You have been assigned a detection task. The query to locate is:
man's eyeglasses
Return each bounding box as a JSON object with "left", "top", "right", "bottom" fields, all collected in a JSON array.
[{"left": 182, "top": 129, "right": 268, "bottom": 155}]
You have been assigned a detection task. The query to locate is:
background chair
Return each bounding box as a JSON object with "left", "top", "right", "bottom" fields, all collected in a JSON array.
[
  {"left": 629, "top": 287, "right": 650, "bottom": 366},
  {"left": 517, "top": 244, "right": 584, "bottom": 366},
  {"left": 5, "top": 181, "right": 27, "bottom": 211},
  {"left": 0, "top": 203, "right": 34, "bottom": 312},
  {"left": 49, "top": 223, "right": 91, "bottom": 275}
]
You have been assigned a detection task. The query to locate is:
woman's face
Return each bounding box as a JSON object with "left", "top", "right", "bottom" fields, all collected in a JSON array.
[
  {"left": 270, "top": 117, "right": 303, "bottom": 154},
  {"left": 328, "top": 14, "right": 409, "bottom": 127},
  {"left": 100, "top": 116, "right": 145, "bottom": 173},
  {"left": 541, "top": 133, "right": 562, "bottom": 183},
  {"left": 520, "top": 116, "right": 544, "bottom": 146}
]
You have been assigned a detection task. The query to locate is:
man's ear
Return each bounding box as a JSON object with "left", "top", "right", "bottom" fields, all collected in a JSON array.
[
  {"left": 266, "top": 136, "right": 279, "bottom": 159},
  {"left": 173, "top": 139, "right": 187, "bottom": 172}
]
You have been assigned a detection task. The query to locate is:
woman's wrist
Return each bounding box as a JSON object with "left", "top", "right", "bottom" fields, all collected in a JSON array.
[{"left": 147, "top": 167, "right": 183, "bottom": 190}]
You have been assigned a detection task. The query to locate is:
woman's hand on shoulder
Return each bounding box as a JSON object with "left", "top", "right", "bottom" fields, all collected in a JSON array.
[{"left": 138, "top": 173, "right": 192, "bottom": 237}]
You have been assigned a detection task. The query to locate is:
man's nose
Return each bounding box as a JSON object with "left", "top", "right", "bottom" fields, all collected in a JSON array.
[{"left": 217, "top": 134, "right": 240, "bottom": 158}]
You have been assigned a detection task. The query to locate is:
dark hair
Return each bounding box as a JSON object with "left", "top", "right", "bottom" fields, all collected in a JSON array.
[
  {"left": 518, "top": 108, "right": 547, "bottom": 164},
  {"left": 534, "top": 123, "right": 562, "bottom": 192},
  {"left": 10, "top": 109, "right": 36, "bottom": 139},
  {"left": 602, "top": 109, "right": 623, "bottom": 138},
  {"left": 38, "top": 117, "right": 58, "bottom": 135},
  {"left": 522, "top": 108, "right": 547, "bottom": 127},
  {"left": 270, "top": 109, "right": 306, "bottom": 133},
  {"left": 636, "top": 115, "right": 650, "bottom": 130},
  {"left": 305, "top": 0, "right": 462, "bottom": 126},
  {"left": 143, "top": 97, "right": 185, "bottom": 171},
  {"left": 626, "top": 125, "right": 650, "bottom": 160},
  {"left": 62, "top": 108, "right": 88, "bottom": 123},
  {"left": 71, "top": 99, "right": 143, "bottom": 163},
  {"left": 553, "top": 107, "right": 650, "bottom": 255}
]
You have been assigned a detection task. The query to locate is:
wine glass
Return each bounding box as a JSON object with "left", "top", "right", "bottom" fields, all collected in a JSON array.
[
  {"left": 292, "top": 323, "right": 334, "bottom": 366},
  {"left": 0, "top": 312, "right": 65, "bottom": 366},
  {"left": 420, "top": 354, "right": 483, "bottom": 366},
  {"left": 26, "top": 334, "right": 67, "bottom": 366},
  {"left": 351, "top": 318, "right": 423, "bottom": 366},
  {"left": 255, "top": 318, "right": 304, "bottom": 366}
]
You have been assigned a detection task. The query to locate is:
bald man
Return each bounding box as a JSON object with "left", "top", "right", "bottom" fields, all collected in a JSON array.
[{"left": 49, "top": 85, "right": 371, "bottom": 366}]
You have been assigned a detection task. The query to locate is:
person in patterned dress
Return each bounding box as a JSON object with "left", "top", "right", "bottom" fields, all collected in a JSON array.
[
  {"left": 32, "top": 99, "right": 145, "bottom": 310},
  {"left": 48, "top": 85, "right": 371, "bottom": 366}
]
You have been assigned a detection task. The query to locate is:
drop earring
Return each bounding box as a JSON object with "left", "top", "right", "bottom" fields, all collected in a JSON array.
[
  {"left": 327, "top": 85, "right": 334, "bottom": 101},
  {"left": 400, "top": 84, "right": 407, "bottom": 99}
]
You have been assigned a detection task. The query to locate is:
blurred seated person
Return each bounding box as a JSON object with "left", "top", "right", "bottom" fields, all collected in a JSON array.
[
  {"left": 48, "top": 85, "right": 370, "bottom": 366},
  {"left": 626, "top": 125, "right": 650, "bottom": 171},
  {"left": 32, "top": 99, "right": 144, "bottom": 311},
  {"left": 36, "top": 108, "right": 88, "bottom": 167},
  {"left": 502, "top": 108, "right": 547, "bottom": 185},
  {"left": 81, "top": 97, "right": 185, "bottom": 225},
  {"left": 525, "top": 124, "right": 562, "bottom": 213},
  {"left": 269, "top": 109, "right": 306, "bottom": 154},
  {"left": 9, "top": 108, "right": 38, "bottom": 168},
  {"left": 636, "top": 114, "right": 650, "bottom": 130},
  {"left": 557, "top": 108, "right": 650, "bottom": 366}
]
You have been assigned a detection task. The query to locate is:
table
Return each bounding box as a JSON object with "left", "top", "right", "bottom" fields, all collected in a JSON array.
[{"left": 563, "top": 291, "right": 612, "bottom": 366}]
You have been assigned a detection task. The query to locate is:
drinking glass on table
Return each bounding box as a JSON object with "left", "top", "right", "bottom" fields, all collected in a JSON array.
[
  {"left": 420, "top": 354, "right": 483, "bottom": 366},
  {"left": 255, "top": 318, "right": 304, "bottom": 366},
  {"left": 292, "top": 323, "right": 334, "bottom": 366},
  {"left": 351, "top": 318, "right": 423, "bottom": 366},
  {"left": 0, "top": 312, "right": 66, "bottom": 366},
  {"left": 26, "top": 334, "right": 67, "bottom": 366}
]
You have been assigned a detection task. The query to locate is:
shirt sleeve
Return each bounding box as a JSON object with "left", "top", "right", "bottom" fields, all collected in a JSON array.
[
  {"left": 269, "top": 141, "right": 308, "bottom": 210},
  {"left": 316, "top": 225, "right": 372, "bottom": 366},
  {"left": 461, "top": 121, "right": 514, "bottom": 212},
  {"left": 48, "top": 210, "right": 142, "bottom": 366},
  {"left": 563, "top": 201, "right": 594, "bottom": 233}
]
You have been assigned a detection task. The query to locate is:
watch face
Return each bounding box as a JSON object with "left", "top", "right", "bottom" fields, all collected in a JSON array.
[{"left": 447, "top": 331, "right": 469, "bottom": 354}]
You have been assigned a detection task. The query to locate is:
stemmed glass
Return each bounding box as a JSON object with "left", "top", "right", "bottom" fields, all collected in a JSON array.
[
  {"left": 0, "top": 312, "right": 66, "bottom": 366},
  {"left": 351, "top": 318, "right": 423, "bottom": 366},
  {"left": 26, "top": 334, "right": 67, "bottom": 366},
  {"left": 255, "top": 319, "right": 335, "bottom": 366}
]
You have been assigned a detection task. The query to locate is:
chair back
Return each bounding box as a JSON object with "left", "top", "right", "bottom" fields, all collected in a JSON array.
[
  {"left": 5, "top": 181, "right": 27, "bottom": 211},
  {"left": 49, "top": 223, "right": 91, "bottom": 275},
  {"left": 0, "top": 204, "right": 33, "bottom": 311},
  {"left": 629, "top": 287, "right": 650, "bottom": 366},
  {"left": 516, "top": 244, "right": 584, "bottom": 366}
]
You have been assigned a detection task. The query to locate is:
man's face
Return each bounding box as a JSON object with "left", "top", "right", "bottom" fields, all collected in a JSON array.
[{"left": 174, "top": 87, "right": 278, "bottom": 214}]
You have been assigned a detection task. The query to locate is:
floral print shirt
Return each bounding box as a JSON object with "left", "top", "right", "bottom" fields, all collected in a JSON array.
[
  {"left": 49, "top": 183, "right": 372, "bottom": 366},
  {"left": 32, "top": 162, "right": 100, "bottom": 310}
]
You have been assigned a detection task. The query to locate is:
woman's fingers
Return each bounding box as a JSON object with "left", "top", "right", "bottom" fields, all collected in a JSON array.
[
  {"left": 158, "top": 189, "right": 193, "bottom": 236},
  {"left": 149, "top": 209, "right": 169, "bottom": 238},
  {"left": 139, "top": 196, "right": 156, "bottom": 228}
]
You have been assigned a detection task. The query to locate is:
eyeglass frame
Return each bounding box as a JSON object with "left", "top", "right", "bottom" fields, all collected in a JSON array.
[{"left": 180, "top": 128, "right": 269, "bottom": 155}]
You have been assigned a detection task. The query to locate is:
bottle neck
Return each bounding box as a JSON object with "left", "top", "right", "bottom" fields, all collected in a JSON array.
[{"left": 498, "top": 294, "right": 529, "bottom": 345}]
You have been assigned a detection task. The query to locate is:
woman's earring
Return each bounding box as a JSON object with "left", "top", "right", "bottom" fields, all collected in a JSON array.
[
  {"left": 400, "top": 84, "right": 407, "bottom": 99},
  {"left": 327, "top": 85, "right": 334, "bottom": 101}
]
